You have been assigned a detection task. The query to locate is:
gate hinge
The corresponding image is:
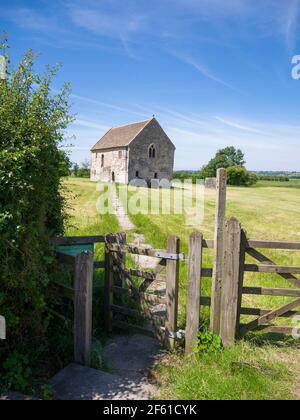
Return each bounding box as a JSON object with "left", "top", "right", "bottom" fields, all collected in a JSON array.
[{"left": 154, "top": 251, "right": 185, "bottom": 260}]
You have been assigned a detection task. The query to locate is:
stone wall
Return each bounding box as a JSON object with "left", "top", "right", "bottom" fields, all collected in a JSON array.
[
  {"left": 90, "top": 147, "right": 128, "bottom": 183},
  {"left": 128, "top": 119, "right": 175, "bottom": 183}
]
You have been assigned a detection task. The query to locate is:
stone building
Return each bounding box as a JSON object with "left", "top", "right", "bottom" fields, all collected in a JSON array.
[{"left": 90, "top": 117, "right": 175, "bottom": 184}]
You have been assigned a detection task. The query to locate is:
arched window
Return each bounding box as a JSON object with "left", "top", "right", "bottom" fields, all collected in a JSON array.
[
  {"left": 101, "top": 154, "right": 104, "bottom": 168},
  {"left": 149, "top": 144, "right": 156, "bottom": 158}
]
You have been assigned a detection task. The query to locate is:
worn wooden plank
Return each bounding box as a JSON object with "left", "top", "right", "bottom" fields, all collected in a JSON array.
[
  {"left": 51, "top": 235, "right": 107, "bottom": 245},
  {"left": 185, "top": 232, "right": 203, "bottom": 354},
  {"left": 74, "top": 251, "right": 93, "bottom": 366},
  {"left": 246, "top": 247, "right": 300, "bottom": 289},
  {"left": 242, "top": 287, "right": 300, "bottom": 298},
  {"left": 246, "top": 239, "right": 300, "bottom": 250},
  {"left": 244, "top": 298, "right": 300, "bottom": 331},
  {"left": 240, "top": 324, "right": 300, "bottom": 336},
  {"left": 106, "top": 243, "right": 165, "bottom": 257},
  {"left": 129, "top": 269, "right": 156, "bottom": 280},
  {"left": 210, "top": 168, "right": 227, "bottom": 334},
  {"left": 165, "top": 236, "right": 180, "bottom": 349},
  {"left": 244, "top": 264, "right": 300, "bottom": 274},
  {"left": 240, "top": 307, "right": 300, "bottom": 317},
  {"left": 220, "top": 218, "right": 241, "bottom": 347}
]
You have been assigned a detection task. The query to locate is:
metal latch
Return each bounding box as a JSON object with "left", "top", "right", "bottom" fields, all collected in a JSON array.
[
  {"left": 154, "top": 251, "right": 185, "bottom": 260},
  {"left": 160, "top": 327, "right": 186, "bottom": 340}
]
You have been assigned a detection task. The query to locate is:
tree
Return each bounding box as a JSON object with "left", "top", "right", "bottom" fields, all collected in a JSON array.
[
  {"left": 227, "top": 166, "right": 257, "bottom": 186},
  {"left": 0, "top": 38, "right": 73, "bottom": 363},
  {"left": 200, "top": 146, "right": 245, "bottom": 178}
]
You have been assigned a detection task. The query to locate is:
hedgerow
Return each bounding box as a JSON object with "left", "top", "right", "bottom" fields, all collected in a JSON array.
[{"left": 0, "top": 37, "right": 73, "bottom": 386}]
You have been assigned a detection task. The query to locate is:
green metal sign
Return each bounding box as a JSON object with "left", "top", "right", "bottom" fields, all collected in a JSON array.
[{"left": 56, "top": 243, "right": 94, "bottom": 257}]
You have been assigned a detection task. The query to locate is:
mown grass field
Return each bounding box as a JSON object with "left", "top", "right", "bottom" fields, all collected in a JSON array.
[{"left": 63, "top": 177, "right": 300, "bottom": 400}]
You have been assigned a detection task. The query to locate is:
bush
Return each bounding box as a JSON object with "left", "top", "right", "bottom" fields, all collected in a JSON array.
[
  {"left": 0, "top": 39, "right": 73, "bottom": 375},
  {"left": 227, "top": 166, "right": 257, "bottom": 186}
]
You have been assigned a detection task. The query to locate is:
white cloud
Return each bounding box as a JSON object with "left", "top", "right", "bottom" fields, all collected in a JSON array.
[
  {"left": 69, "top": 7, "right": 144, "bottom": 39},
  {"left": 0, "top": 7, "right": 54, "bottom": 32}
]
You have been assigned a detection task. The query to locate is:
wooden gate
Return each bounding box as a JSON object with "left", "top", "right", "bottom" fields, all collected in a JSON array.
[
  {"left": 185, "top": 219, "right": 300, "bottom": 352},
  {"left": 238, "top": 237, "right": 300, "bottom": 336},
  {"left": 103, "top": 234, "right": 183, "bottom": 349}
]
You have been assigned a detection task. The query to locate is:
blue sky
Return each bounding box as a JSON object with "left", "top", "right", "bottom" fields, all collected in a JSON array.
[{"left": 1, "top": 0, "right": 300, "bottom": 170}]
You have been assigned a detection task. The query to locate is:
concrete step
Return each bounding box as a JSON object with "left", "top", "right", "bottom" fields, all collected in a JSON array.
[
  {"left": 50, "top": 334, "right": 162, "bottom": 400},
  {"left": 50, "top": 363, "right": 155, "bottom": 400}
]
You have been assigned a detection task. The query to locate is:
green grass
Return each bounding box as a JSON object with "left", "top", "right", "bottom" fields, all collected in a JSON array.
[
  {"left": 154, "top": 341, "right": 293, "bottom": 400},
  {"left": 63, "top": 177, "right": 120, "bottom": 339},
  {"left": 64, "top": 177, "right": 300, "bottom": 400}
]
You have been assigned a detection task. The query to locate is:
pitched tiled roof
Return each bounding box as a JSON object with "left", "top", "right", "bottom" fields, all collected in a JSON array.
[{"left": 91, "top": 119, "right": 153, "bottom": 151}]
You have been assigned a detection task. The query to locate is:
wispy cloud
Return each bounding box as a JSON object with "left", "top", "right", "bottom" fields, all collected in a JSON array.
[
  {"left": 285, "top": 0, "right": 300, "bottom": 52},
  {"left": 171, "top": 51, "right": 238, "bottom": 91},
  {"left": 215, "top": 116, "right": 266, "bottom": 134},
  {"left": 72, "top": 118, "right": 109, "bottom": 131},
  {"left": 71, "top": 93, "right": 149, "bottom": 119},
  {"left": 69, "top": 6, "right": 144, "bottom": 39}
]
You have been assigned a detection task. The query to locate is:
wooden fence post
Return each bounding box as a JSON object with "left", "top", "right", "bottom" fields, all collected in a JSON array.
[
  {"left": 185, "top": 232, "right": 203, "bottom": 354},
  {"left": 115, "top": 232, "right": 126, "bottom": 289},
  {"left": 210, "top": 167, "right": 227, "bottom": 335},
  {"left": 104, "top": 237, "right": 114, "bottom": 334},
  {"left": 220, "top": 218, "right": 241, "bottom": 347},
  {"left": 74, "top": 251, "right": 93, "bottom": 366},
  {"left": 236, "top": 229, "right": 247, "bottom": 336},
  {"left": 165, "top": 236, "right": 180, "bottom": 349}
]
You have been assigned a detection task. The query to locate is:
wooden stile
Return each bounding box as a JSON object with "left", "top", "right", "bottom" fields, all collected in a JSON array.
[
  {"left": 74, "top": 251, "right": 93, "bottom": 366},
  {"left": 185, "top": 232, "right": 203, "bottom": 354},
  {"left": 165, "top": 236, "right": 180, "bottom": 349},
  {"left": 210, "top": 168, "right": 227, "bottom": 335}
]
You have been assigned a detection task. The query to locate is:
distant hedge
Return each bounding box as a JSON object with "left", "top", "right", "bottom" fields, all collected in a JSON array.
[
  {"left": 0, "top": 42, "right": 72, "bottom": 366},
  {"left": 257, "top": 175, "right": 290, "bottom": 182}
]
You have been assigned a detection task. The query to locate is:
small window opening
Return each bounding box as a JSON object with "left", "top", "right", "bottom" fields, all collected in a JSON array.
[
  {"left": 154, "top": 172, "right": 158, "bottom": 179},
  {"left": 101, "top": 154, "right": 104, "bottom": 168},
  {"left": 118, "top": 150, "right": 122, "bottom": 159},
  {"left": 136, "top": 171, "right": 139, "bottom": 178},
  {"left": 149, "top": 145, "right": 156, "bottom": 158},
  {"left": 112, "top": 171, "right": 115, "bottom": 182}
]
